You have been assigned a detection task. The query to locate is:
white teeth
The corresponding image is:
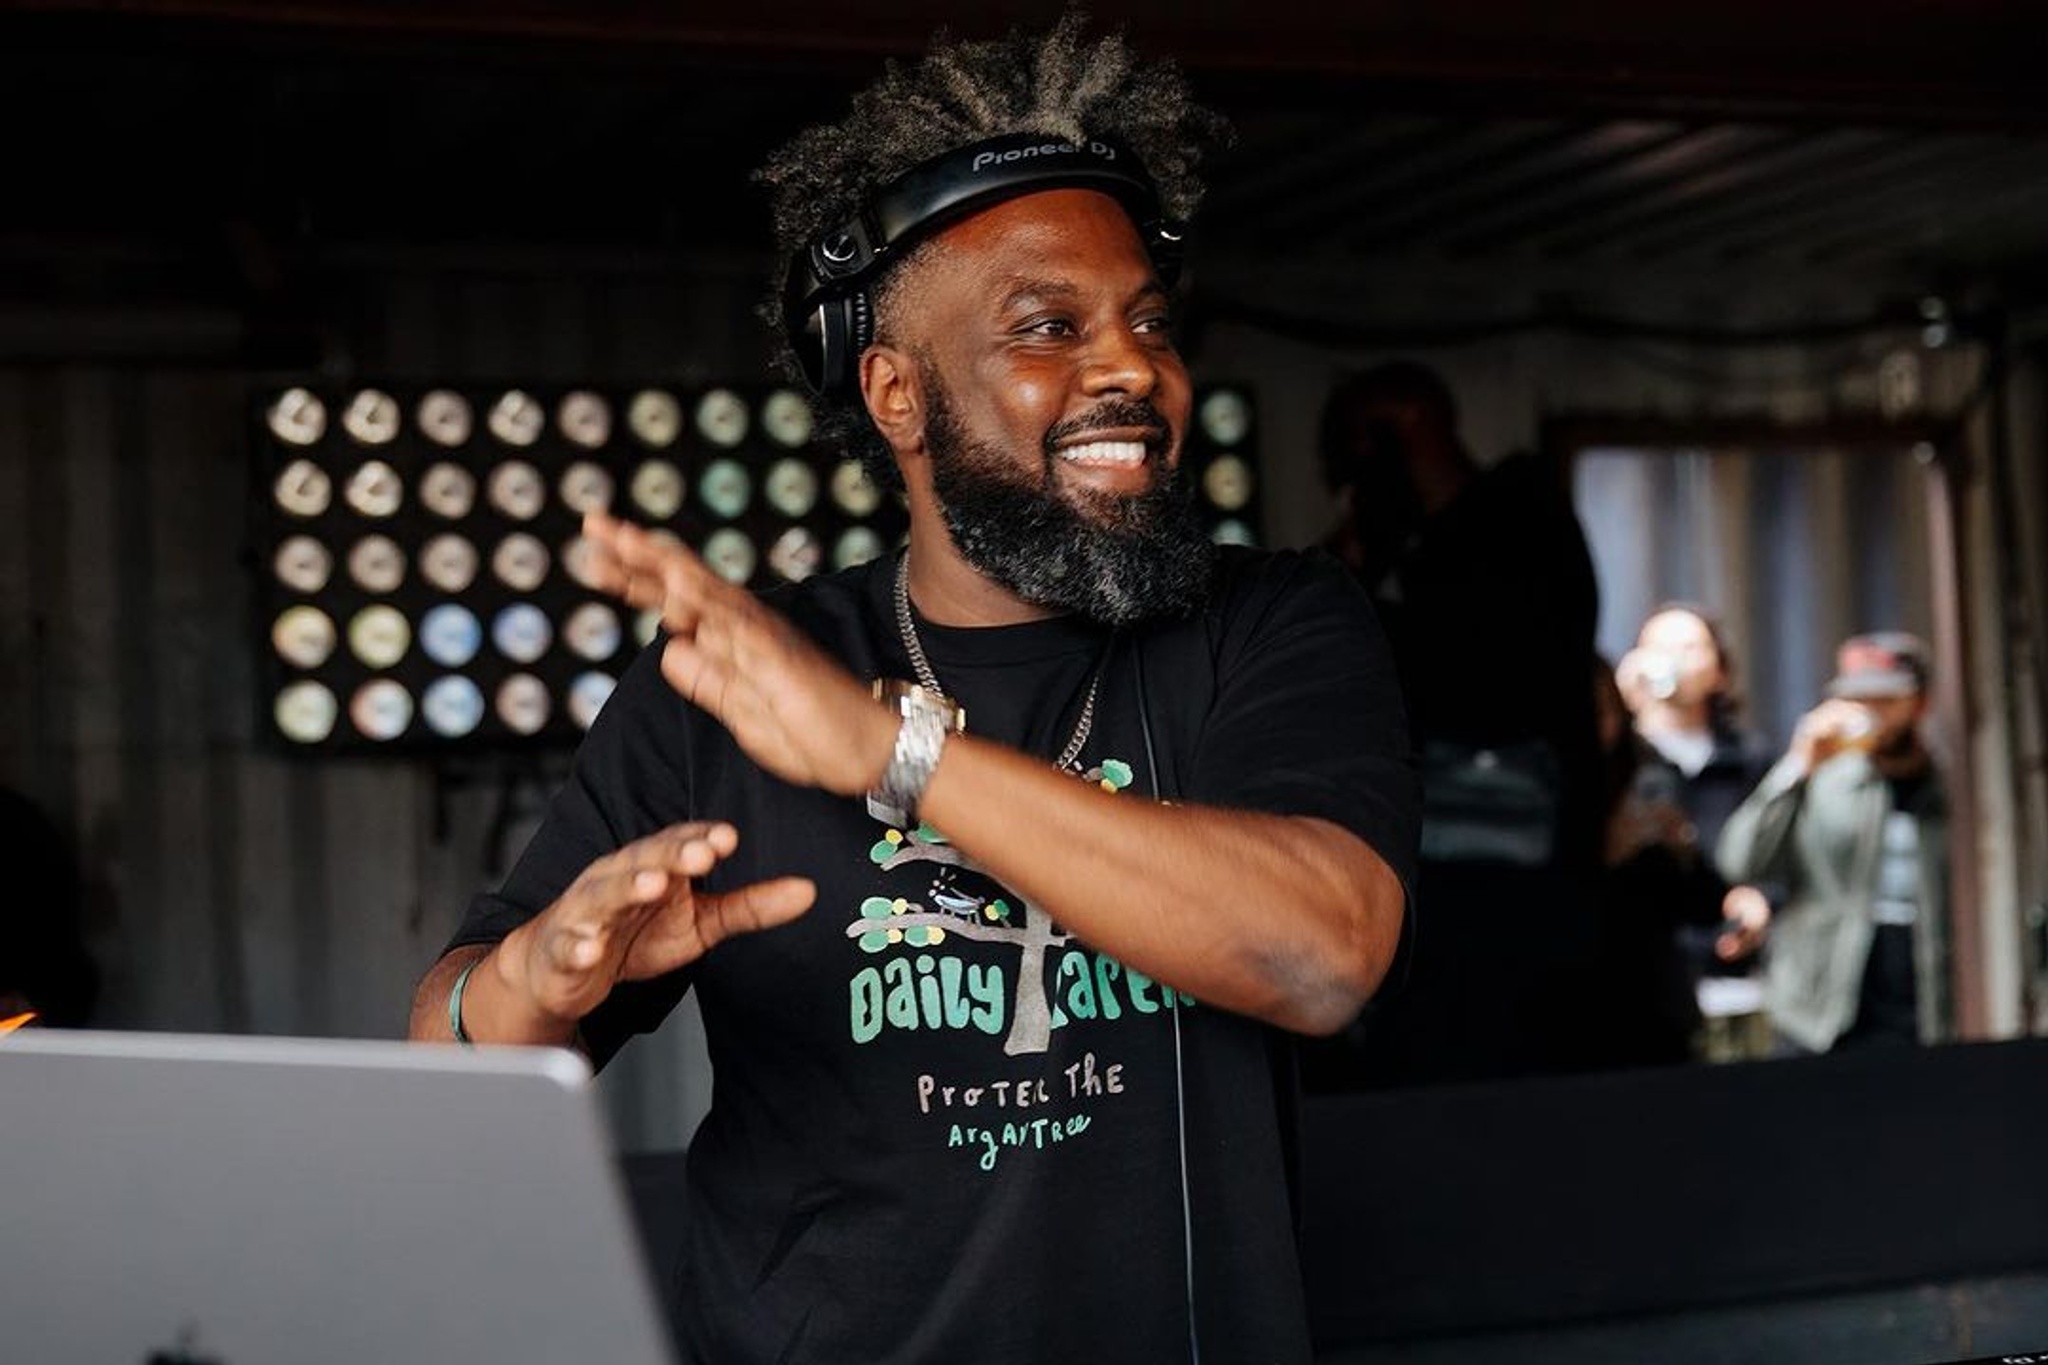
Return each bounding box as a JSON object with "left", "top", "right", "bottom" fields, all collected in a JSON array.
[{"left": 1057, "top": 440, "right": 1147, "bottom": 467}]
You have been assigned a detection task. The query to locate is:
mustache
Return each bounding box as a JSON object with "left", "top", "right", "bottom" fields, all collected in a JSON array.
[{"left": 1042, "top": 398, "right": 1171, "bottom": 454}]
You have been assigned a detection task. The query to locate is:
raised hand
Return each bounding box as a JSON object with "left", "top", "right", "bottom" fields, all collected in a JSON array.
[
  {"left": 1788, "top": 698, "right": 1875, "bottom": 776},
  {"left": 580, "top": 510, "right": 895, "bottom": 797},
  {"left": 509, "top": 821, "right": 815, "bottom": 1027}
]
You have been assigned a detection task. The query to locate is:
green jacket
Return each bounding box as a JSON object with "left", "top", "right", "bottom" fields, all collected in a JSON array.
[{"left": 1715, "top": 751, "right": 1952, "bottom": 1052}]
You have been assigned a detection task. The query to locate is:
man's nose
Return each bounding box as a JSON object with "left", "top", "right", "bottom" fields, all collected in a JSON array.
[{"left": 1079, "top": 325, "right": 1160, "bottom": 398}]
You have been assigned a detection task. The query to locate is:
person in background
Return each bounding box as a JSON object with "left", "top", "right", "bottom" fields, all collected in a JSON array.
[
  {"left": 1306, "top": 361, "right": 1603, "bottom": 1087},
  {"left": 1590, "top": 656, "right": 1726, "bottom": 1065},
  {"left": 1716, "top": 633, "right": 1952, "bottom": 1053},
  {"left": 1616, "top": 603, "right": 1775, "bottom": 966}
]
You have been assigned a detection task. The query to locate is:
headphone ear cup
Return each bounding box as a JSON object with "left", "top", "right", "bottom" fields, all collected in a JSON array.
[{"left": 812, "top": 290, "right": 875, "bottom": 400}]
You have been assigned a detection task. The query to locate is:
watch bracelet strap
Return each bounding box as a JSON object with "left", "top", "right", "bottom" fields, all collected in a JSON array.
[
  {"left": 448, "top": 957, "right": 480, "bottom": 1045},
  {"left": 876, "top": 692, "right": 952, "bottom": 827}
]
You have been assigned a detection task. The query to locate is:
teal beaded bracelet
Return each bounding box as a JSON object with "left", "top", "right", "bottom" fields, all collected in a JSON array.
[{"left": 448, "top": 959, "right": 480, "bottom": 1045}]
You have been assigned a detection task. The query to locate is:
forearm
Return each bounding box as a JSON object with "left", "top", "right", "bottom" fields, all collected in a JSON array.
[
  {"left": 406, "top": 934, "right": 578, "bottom": 1047},
  {"left": 1714, "top": 755, "right": 1807, "bottom": 884},
  {"left": 916, "top": 734, "right": 1404, "bottom": 1036}
]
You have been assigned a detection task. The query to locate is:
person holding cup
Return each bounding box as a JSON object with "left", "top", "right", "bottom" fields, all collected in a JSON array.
[
  {"left": 1715, "top": 633, "right": 1953, "bottom": 1054},
  {"left": 1616, "top": 604, "right": 1777, "bottom": 964}
]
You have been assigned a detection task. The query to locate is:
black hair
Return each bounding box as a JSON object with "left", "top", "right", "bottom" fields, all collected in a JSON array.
[{"left": 753, "top": 11, "right": 1229, "bottom": 488}]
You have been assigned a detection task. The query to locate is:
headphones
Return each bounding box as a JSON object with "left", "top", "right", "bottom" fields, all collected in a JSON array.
[{"left": 781, "top": 131, "right": 1187, "bottom": 399}]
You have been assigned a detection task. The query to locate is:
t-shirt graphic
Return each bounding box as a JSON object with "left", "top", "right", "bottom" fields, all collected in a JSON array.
[{"left": 847, "top": 759, "right": 1197, "bottom": 1171}]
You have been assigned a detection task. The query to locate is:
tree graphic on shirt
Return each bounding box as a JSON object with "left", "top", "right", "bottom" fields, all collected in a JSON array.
[{"left": 844, "top": 760, "right": 1136, "bottom": 1057}]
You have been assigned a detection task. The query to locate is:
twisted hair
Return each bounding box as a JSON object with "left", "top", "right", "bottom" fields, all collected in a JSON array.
[{"left": 754, "top": 11, "right": 1229, "bottom": 487}]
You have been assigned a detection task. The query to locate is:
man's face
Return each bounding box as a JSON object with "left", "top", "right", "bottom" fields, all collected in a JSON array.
[
  {"left": 1849, "top": 693, "right": 1927, "bottom": 757},
  {"left": 885, "top": 188, "right": 1215, "bottom": 624}
]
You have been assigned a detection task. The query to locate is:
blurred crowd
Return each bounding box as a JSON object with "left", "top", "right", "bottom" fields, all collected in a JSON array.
[{"left": 1305, "top": 362, "right": 1951, "bottom": 1090}]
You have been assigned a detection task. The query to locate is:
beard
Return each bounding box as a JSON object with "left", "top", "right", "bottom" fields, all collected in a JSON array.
[{"left": 921, "top": 367, "right": 1218, "bottom": 628}]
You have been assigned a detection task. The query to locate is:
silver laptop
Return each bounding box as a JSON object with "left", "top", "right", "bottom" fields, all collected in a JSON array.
[{"left": 0, "top": 1030, "right": 676, "bottom": 1365}]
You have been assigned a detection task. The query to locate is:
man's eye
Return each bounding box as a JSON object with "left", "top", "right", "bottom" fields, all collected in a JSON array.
[{"left": 1022, "top": 318, "right": 1076, "bottom": 337}]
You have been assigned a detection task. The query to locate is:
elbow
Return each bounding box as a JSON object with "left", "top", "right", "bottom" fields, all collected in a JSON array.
[
  {"left": 1273, "top": 875, "right": 1406, "bottom": 1039},
  {"left": 1284, "top": 984, "right": 1373, "bottom": 1038}
]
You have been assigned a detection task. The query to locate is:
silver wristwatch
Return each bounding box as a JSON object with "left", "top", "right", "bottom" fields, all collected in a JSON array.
[{"left": 867, "top": 679, "right": 965, "bottom": 827}]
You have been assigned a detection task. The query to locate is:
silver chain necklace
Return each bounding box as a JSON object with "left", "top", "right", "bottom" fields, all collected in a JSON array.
[{"left": 893, "top": 551, "right": 1101, "bottom": 774}]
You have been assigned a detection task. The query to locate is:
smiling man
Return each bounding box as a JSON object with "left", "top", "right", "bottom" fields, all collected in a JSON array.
[{"left": 409, "top": 16, "right": 1417, "bottom": 1363}]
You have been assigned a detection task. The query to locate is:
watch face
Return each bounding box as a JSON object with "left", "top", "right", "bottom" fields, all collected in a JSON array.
[
  {"left": 341, "top": 388, "right": 401, "bottom": 446},
  {"left": 492, "top": 602, "right": 553, "bottom": 664},
  {"left": 627, "top": 389, "right": 682, "bottom": 448},
  {"left": 487, "top": 460, "right": 546, "bottom": 521},
  {"left": 695, "top": 388, "right": 750, "bottom": 448},
  {"left": 558, "top": 461, "right": 614, "bottom": 517},
  {"left": 557, "top": 390, "right": 612, "bottom": 449},
  {"left": 560, "top": 535, "right": 603, "bottom": 590},
  {"left": 418, "top": 534, "right": 479, "bottom": 593},
  {"left": 492, "top": 533, "right": 551, "bottom": 592},
  {"left": 1198, "top": 389, "right": 1252, "bottom": 447},
  {"left": 828, "top": 458, "right": 882, "bottom": 517},
  {"left": 698, "top": 458, "right": 752, "bottom": 520},
  {"left": 418, "top": 461, "right": 477, "bottom": 520},
  {"left": 274, "top": 680, "right": 339, "bottom": 744},
  {"left": 350, "top": 679, "right": 414, "bottom": 742},
  {"left": 767, "top": 526, "right": 822, "bottom": 583},
  {"left": 761, "top": 389, "right": 814, "bottom": 448},
  {"left": 495, "top": 672, "right": 552, "bottom": 735},
  {"left": 272, "top": 535, "right": 332, "bottom": 594},
  {"left": 419, "top": 603, "right": 484, "bottom": 668},
  {"left": 1202, "top": 454, "right": 1254, "bottom": 512},
  {"left": 417, "top": 389, "right": 474, "bottom": 448},
  {"left": 348, "top": 605, "right": 413, "bottom": 669},
  {"left": 701, "top": 527, "right": 757, "bottom": 585},
  {"left": 266, "top": 388, "right": 327, "bottom": 447},
  {"left": 832, "top": 525, "right": 885, "bottom": 571},
  {"left": 1209, "top": 517, "right": 1256, "bottom": 548},
  {"left": 563, "top": 602, "right": 623, "bottom": 662},
  {"left": 487, "top": 390, "right": 545, "bottom": 447},
  {"left": 344, "top": 460, "right": 404, "bottom": 519},
  {"left": 347, "top": 534, "right": 407, "bottom": 593},
  {"left": 629, "top": 459, "right": 684, "bottom": 520},
  {"left": 271, "top": 605, "right": 337, "bottom": 669},
  {"left": 763, "top": 458, "right": 819, "bottom": 518},
  {"left": 273, "top": 459, "right": 332, "bottom": 518},
  {"left": 421, "top": 675, "right": 486, "bottom": 738},
  {"left": 568, "top": 671, "right": 619, "bottom": 731}
]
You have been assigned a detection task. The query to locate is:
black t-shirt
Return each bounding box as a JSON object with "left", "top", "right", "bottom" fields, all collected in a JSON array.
[{"left": 449, "top": 546, "right": 1419, "bottom": 1365}]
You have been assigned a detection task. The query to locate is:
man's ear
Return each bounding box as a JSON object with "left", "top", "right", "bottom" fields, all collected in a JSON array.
[{"left": 860, "top": 344, "right": 924, "bottom": 457}]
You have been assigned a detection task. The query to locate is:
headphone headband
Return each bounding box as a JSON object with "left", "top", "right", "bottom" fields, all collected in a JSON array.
[{"left": 783, "top": 131, "right": 1186, "bottom": 397}]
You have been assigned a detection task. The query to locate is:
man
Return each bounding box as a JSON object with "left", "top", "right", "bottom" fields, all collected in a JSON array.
[
  {"left": 408, "top": 17, "right": 1417, "bottom": 1363},
  {"left": 1308, "top": 362, "right": 1601, "bottom": 1086},
  {"left": 1716, "top": 632, "right": 1952, "bottom": 1053}
]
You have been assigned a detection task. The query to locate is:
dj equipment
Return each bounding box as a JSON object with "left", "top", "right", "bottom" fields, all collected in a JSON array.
[{"left": 782, "top": 132, "right": 1187, "bottom": 398}]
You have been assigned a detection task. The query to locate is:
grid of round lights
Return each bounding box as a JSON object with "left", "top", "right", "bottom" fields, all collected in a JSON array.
[
  {"left": 255, "top": 383, "right": 908, "bottom": 750},
  {"left": 1188, "top": 385, "right": 1261, "bottom": 547}
]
